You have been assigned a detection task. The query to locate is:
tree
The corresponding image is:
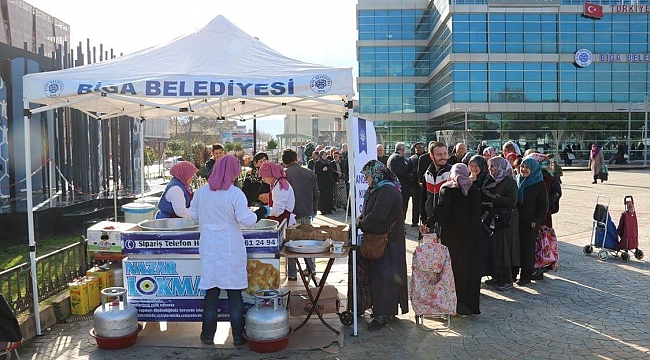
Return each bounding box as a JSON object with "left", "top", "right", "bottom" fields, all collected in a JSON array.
[
  {"left": 144, "top": 147, "right": 156, "bottom": 166},
  {"left": 233, "top": 142, "right": 243, "bottom": 152},
  {"left": 266, "top": 138, "right": 278, "bottom": 150},
  {"left": 166, "top": 139, "right": 184, "bottom": 156},
  {"left": 224, "top": 142, "right": 234, "bottom": 152}
]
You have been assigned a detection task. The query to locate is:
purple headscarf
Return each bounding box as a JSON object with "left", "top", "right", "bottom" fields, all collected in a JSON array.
[
  {"left": 442, "top": 163, "right": 474, "bottom": 196},
  {"left": 258, "top": 161, "right": 290, "bottom": 190},
  {"left": 208, "top": 155, "right": 241, "bottom": 191},
  {"left": 169, "top": 161, "right": 198, "bottom": 191}
]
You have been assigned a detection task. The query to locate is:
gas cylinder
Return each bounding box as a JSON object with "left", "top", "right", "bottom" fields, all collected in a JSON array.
[
  {"left": 244, "top": 290, "right": 290, "bottom": 340},
  {"left": 93, "top": 287, "right": 138, "bottom": 337}
]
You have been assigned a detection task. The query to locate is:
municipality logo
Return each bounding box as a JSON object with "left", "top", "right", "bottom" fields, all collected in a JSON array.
[
  {"left": 309, "top": 74, "right": 332, "bottom": 94},
  {"left": 574, "top": 49, "right": 593, "bottom": 68},
  {"left": 43, "top": 80, "right": 64, "bottom": 98}
]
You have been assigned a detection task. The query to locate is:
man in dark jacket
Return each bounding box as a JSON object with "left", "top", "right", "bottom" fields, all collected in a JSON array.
[
  {"left": 448, "top": 142, "right": 467, "bottom": 165},
  {"left": 377, "top": 144, "right": 389, "bottom": 164},
  {"left": 408, "top": 142, "right": 425, "bottom": 227},
  {"left": 282, "top": 149, "right": 319, "bottom": 280},
  {"left": 202, "top": 143, "right": 225, "bottom": 178},
  {"left": 387, "top": 142, "right": 411, "bottom": 218}
]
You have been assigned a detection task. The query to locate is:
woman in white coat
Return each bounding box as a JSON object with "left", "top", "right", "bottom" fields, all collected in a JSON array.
[{"left": 189, "top": 155, "right": 268, "bottom": 346}]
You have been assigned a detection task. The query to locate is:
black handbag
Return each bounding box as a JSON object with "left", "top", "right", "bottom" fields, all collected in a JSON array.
[{"left": 492, "top": 208, "right": 513, "bottom": 228}]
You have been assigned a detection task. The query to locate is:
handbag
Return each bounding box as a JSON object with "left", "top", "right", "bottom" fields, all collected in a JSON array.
[
  {"left": 491, "top": 208, "right": 513, "bottom": 228},
  {"left": 360, "top": 219, "right": 398, "bottom": 260}
]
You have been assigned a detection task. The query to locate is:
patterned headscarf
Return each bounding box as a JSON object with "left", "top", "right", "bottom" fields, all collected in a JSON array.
[
  {"left": 527, "top": 152, "right": 553, "bottom": 176},
  {"left": 503, "top": 140, "right": 521, "bottom": 156},
  {"left": 488, "top": 156, "right": 514, "bottom": 184},
  {"left": 469, "top": 155, "right": 496, "bottom": 190},
  {"left": 483, "top": 146, "right": 496, "bottom": 158},
  {"left": 208, "top": 155, "right": 240, "bottom": 191},
  {"left": 361, "top": 160, "right": 400, "bottom": 201},
  {"left": 259, "top": 161, "right": 290, "bottom": 190},
  {"left": 169, "top": 161, "right": 198, "bottom": 191},
  {"left": 442, "top": 163, "right": 474, "bottom": 196},
  {"left": 517, "top": 156, "right": 544, "bottom": 204}
]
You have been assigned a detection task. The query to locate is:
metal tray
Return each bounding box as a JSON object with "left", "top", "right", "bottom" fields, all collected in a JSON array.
[
  {"left": 242, "top": 219, "right": 279, "bottom": 231},
  {"left": 138, "top": 218, "right": 199, "bottom": 231},
  {"left": 285, "top": 240, "right": 332, "bottom": 254}
]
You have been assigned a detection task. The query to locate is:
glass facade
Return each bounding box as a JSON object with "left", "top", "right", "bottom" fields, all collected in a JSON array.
[{"left": 357, "top": 1, "right": 650, "bottom": 157}]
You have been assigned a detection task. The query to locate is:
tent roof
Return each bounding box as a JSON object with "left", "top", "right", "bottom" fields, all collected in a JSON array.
[{"left": 23, "top": 15, "right": 353, "bottom": 119}]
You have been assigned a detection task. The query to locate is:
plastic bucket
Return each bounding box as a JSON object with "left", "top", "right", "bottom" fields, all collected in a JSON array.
[
  {"left": 140, "top": 196, "right": 160, "bottom": 213},
  {"left": 121, "top": 202, "right": 156, "bottom": 224}
]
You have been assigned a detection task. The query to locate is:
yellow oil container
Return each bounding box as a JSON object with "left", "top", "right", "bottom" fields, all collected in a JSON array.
[
  {"left": 85, "top": 276, "right": 100, "bottom": 309},
  {"left": 69, "top": 279, "right": 89, "bottom": 315},
  {"left": 87, "top": 266, "right": 111, "bottom": 290}
]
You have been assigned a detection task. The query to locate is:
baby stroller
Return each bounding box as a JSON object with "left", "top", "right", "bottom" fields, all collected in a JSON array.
[
  {"left": 616, "top": 196, "right": 644, "bottom": 261},
  {"left": 583, "top": 195, "right": 620, "bottom": 260},
  {"left": 410, "top": 233, "right": 456, "bottom": 331}
]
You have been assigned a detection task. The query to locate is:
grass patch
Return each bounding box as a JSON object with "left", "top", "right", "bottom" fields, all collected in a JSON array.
[{"left": 0, "top": 234, "right": 81, "bottom": 271}]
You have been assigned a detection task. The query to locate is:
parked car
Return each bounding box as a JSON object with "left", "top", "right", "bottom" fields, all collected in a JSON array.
[{"left": 163, "top": 156, "right": 183, "bottom": 170}]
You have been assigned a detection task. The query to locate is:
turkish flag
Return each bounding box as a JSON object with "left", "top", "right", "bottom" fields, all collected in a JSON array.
[{"left": 584, "top": 2, "right": 603, "bottom": 19}]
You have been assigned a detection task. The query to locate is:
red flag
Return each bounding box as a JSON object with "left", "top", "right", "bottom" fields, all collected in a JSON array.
[{"left": 584, "top": 2, "right": 603, "bottom": 19}]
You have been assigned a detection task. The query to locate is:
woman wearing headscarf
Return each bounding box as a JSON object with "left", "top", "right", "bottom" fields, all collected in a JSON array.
[
  {"left": 258, "top": 161, "right": 295, "bottom": 225},
  {"left": 514, "top": 157, "right": 548, "bottom": 286},
  {"left": 527, "top": 153, "right": 562, "bottom": 228},
  {"left": 424, "top": 163, "right": 482, "bottom": 315},
  {"left": 156, "top": 161, "right": 199, "bottom": 219},
  {"left": 314, "top": 150, "right": 335, "bottom": 214},
  {"left": 502, "top": 140, "right": 521, "bottom": 158},
  {"left": 485, "top": 157, "right": 519, "bottom": 291},
  {"left": 189, "top": 155, "right": 269, "bottom": 346},
  {"left": 241, "top": 152, "right": 271, "bottom": 207},
  {"left": 357, "top": 160, "right": 408, "bottom": 330},
  {"left": 483, "top": 146, "right": 496, "bottom": 161},
  {"left": 468, "top": 155, "right": 498, "bottom": 283},
  {"left": 589, "top": 143, "right": 605, "bottom": 184}
]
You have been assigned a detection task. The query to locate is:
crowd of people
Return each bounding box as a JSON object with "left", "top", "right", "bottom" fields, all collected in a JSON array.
[{"left": 155, "top": 138, "right": 571, "bottom": 336}]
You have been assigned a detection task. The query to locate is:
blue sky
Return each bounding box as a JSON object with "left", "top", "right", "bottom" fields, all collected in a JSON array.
[{"left": 27, "top": 0, "right": 357, "bottom": 135}]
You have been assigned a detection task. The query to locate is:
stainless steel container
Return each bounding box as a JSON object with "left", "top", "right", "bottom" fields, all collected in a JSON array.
[
  {"left": 138, "top": 218, "right": 199, "bottom": 231},
  {"left": 93, "top": 287, "right": 139, "bottom": 338},
  {"left": 244, "top": 290, "right": 290, "bottom": 341},
  {"left": 108, "top": 262, "right": 123, "bottom": 287},
  {"left": 242, "top": 219, "right": 279, "bottom": 231}
]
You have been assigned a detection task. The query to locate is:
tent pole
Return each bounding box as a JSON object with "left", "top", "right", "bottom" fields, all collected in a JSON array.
[
  {"left": 24, "top": 106, "right": 42, "bottom": 335},
  {"left": 140, "top": 118, "right": 145, "bottom": 202},
  {"left": 344, "top": 104, "right": 358, "bottom": 336}
]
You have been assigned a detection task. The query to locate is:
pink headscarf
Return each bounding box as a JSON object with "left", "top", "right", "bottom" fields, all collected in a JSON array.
[
  {"left": 170, "top": 161, "right": 198, "bottom": 190},
  {"left": 258, "top": 162, "right": 290, "bottom": 190},
  {"left": 208, "top": 155, "right": 241, "bottom": 191},
  {"left": 442, "top": 163, "right": 474, "bottom": 196}
]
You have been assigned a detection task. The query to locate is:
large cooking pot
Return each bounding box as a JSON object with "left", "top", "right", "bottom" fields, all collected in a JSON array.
[
  {"left": 138, "top": 218, "right": 199, "bottom": 231},
  {"left": 244, "top": 290, "right": 290, "bottom": 341},
  {"left": 93, "top": 287, "right": 139, "bottom": 338},
  {"left": 242, "top": 219, "right": 279, "bottom": 231}
]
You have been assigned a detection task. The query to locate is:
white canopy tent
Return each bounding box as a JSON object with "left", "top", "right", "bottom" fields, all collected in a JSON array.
[{"left": 22, "top": 15, "right": 360, "bottom": 335}]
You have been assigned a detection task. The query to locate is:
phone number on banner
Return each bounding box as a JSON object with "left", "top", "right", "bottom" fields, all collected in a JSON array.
[{"left": 244, "top": 238, "right": 277, "bottom": 248}]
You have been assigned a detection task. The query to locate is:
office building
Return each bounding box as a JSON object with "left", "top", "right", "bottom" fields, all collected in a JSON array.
[{"left": 357, "top": 0, "right": 649, "bottom": 160}]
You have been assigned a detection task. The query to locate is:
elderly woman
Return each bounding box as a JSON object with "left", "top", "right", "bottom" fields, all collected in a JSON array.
[
  {"left": 242, "top": 152, "right": 271, "bottom": 207},
  {"left": 485, "top": 157, "right": 520, "bottom": 291},
  {"left": 424, "top": 163, "right": 482, "bottom": 316},
  {"left": 514, "top": 157, "right": 549, "bottom": 286},
  {"left": 259, "top": 161, "right": 295, "bottom": 226},
  {"left": 589, "top": 144, "right": 605, "bottom": 184},
  {"left": 314, "top": 151, "right": 335, "bottom": 214},
  {"left": 357, "top": 160, "right": 408, "bottom": 330},
  {"left": 190, "top": 155, "right": 268, "bottom": 346},
  {"left": 156, "top": 161, "right": 198, "bottom": 219},
  {"left": 468, "top": 155, "right": 497, "bottom": 283}
]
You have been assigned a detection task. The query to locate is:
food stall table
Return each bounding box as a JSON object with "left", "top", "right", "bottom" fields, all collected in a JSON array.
[{"left": 280, "top": 247, "right": 348, "bottom": 335}]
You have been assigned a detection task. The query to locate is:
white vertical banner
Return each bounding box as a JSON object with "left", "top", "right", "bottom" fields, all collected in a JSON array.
[{"left": 351, "top": 116, "right": 377, "bottom": 219}]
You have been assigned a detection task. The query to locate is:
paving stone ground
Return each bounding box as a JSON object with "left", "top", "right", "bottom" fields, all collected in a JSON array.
[{"left": 13, "top": 168, "right": 650, "bottom": 360}]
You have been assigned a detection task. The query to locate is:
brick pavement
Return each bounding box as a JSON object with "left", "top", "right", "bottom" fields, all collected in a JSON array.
[{"left": 14, "top": 169, "right": 650, "bottom": 360}]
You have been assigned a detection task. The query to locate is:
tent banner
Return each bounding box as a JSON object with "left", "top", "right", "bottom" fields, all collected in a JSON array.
[
  {"left": 351, "top": 116, "right": 377, "bottom": 219},
  {"left": 25, "top": 73, "right": 353, "bottom": 103}
]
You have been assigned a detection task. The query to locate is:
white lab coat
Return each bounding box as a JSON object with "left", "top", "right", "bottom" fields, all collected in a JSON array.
[{"left": 189, "top": 184, "right": 258, "bottom": 290}]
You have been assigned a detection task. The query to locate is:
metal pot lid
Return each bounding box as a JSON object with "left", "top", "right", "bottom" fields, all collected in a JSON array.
[{"left": 285, "top": 240, "right": 332, "bottom": 254}]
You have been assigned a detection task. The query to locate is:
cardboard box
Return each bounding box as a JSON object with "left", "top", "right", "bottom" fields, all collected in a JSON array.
[
  {"left": 86, "top": 221, "right": 137, "bottom": 253},
  {"left": 289, "top": 285, "right": 340, "bottom": 316},
  {"left": 286, "top": 224, "right": 350, "bottom": 244}
]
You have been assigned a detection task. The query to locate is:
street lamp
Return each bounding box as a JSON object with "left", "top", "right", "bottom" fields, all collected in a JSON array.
[
  {"left": 452, "top": 107, "right": 471, "bottom": 144},
  {"left": 616, "top": 97, "right": 648, "bottom": 165}
]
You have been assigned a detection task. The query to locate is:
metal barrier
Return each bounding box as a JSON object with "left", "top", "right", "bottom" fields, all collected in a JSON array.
[{"left": 0, "top": 236, "right": 89, "bottom": 314}]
